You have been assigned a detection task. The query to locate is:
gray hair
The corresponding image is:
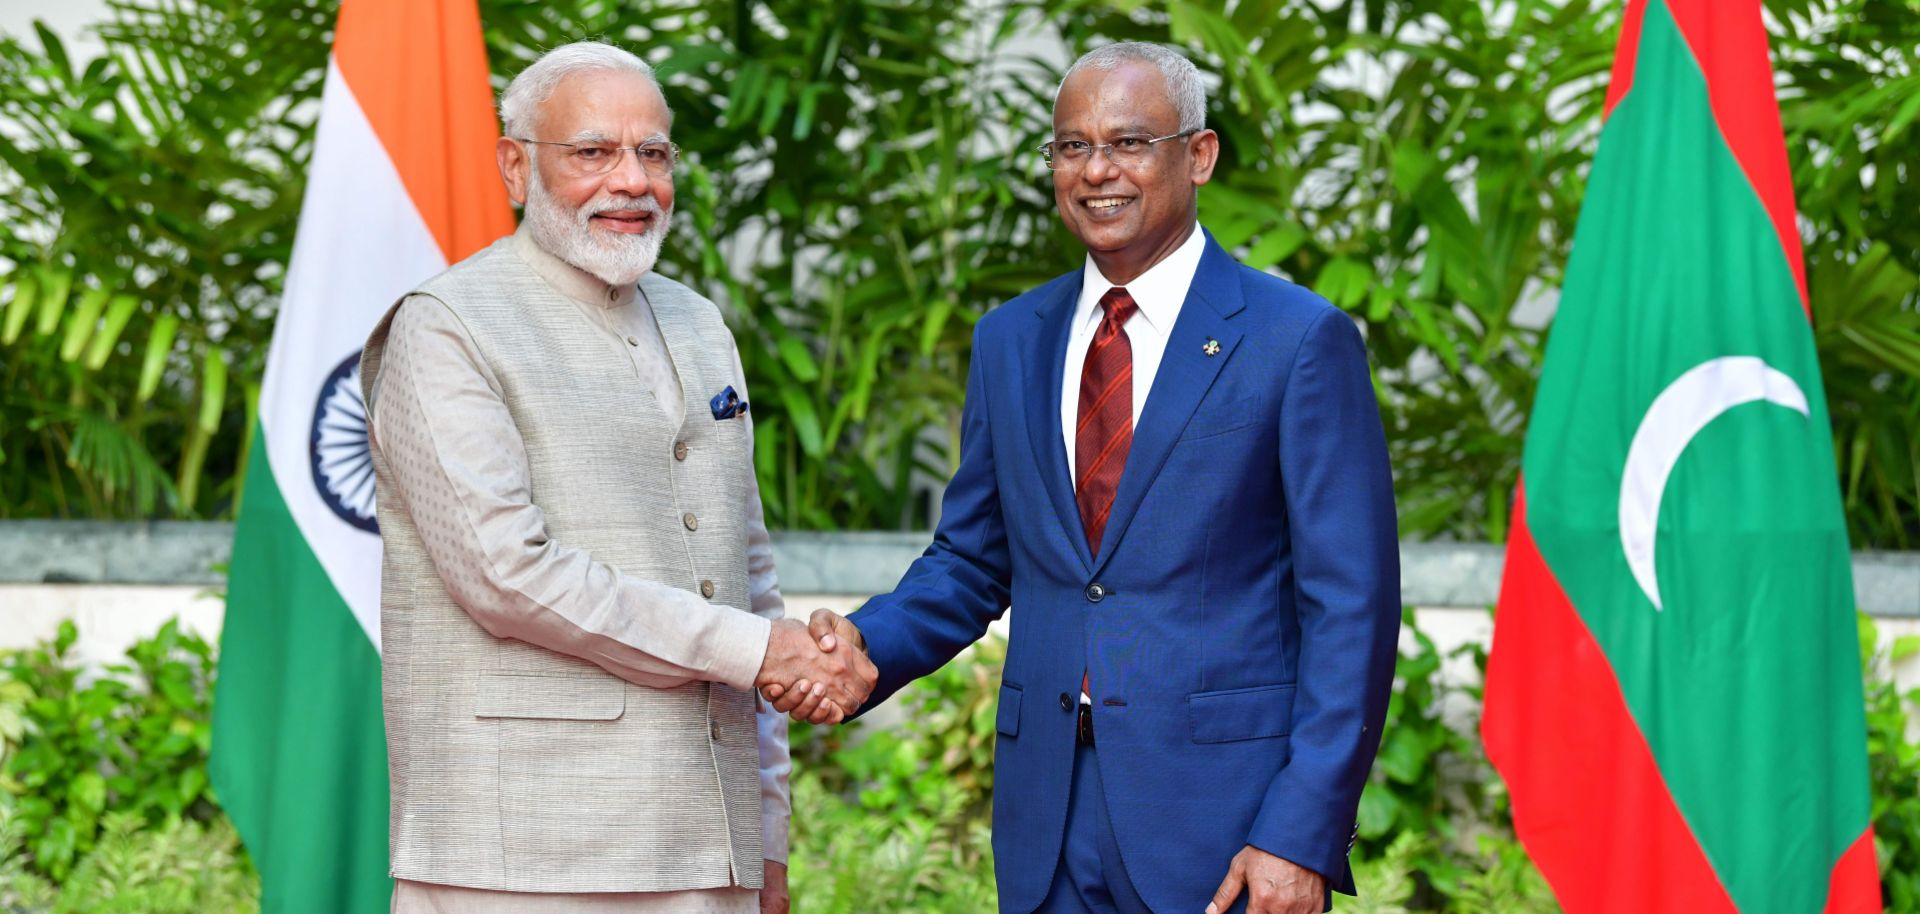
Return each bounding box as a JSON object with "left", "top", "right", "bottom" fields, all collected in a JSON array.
[
  {"left": 1056, "top": 42, "right": 1207, "bottom": 134},
  {"left": 498, "top": 41, "right": 665, "bottom": 138}
]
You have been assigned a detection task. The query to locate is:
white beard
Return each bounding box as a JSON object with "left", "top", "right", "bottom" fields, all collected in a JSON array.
[{"left": 523, "top": 166, "right": 672, "bottom": 287}]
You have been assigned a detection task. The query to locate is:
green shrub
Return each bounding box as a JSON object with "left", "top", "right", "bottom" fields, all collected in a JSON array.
[
  {"left": 787, "top": 636, "right": 1005, "bottom": 912},
  {"left": 0, "top": 812, "right": 258, "bottom": 914},
  {"left": 4, "top": 0, "right": 1914, "bottom": 547},
  {"left": 1861, "top": 614, "right": 1920, "bottom": 911},
  {"left": 1, "top": 614, "right": 1914, "bottom": 911},
  {"left": 0, "top": 619, "right": 218, "bottom": 882}
]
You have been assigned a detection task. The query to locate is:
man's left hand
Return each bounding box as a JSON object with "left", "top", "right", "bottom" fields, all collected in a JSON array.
[
  {"left": 760, "top": 860, "right": 790, "bottom": 914},
  {"left": 1207, "top": 846, "right": 1323, "bottom": 914}
]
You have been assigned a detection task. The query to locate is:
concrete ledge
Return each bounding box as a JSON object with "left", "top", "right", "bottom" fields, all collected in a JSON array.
[
  {"left": 0, "top": 520, "right": 236, "bottom": 587},
  {"left": 0, "top": 522, "right": 1913, "bottom": 616}
]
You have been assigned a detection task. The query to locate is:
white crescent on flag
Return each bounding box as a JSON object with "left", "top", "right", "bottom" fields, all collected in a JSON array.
[{"left": 1617, "top": 355, "right": 1809, "bottom": 611}]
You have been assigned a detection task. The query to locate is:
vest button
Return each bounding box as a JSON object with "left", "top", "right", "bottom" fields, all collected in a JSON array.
[
  {"left": 1085, "top": 583, "right": 1106, "bottom": 602},
  {"left": 710, "top": 722, "right": 724, "bottom": 742},
  {"left": 683, "top": 512, "right": 698, "bottom": 531},
  {"left": 626, "top": 336, "right": 639, "bottom": 347},
  {"left": 674, "top": 441, "right": 689, "bottom": 461},
  {"left": 1058, "top": 693, "right": 1072, "bottom": 711},
  {"left": 700, "top": 579, "right": 715, "bottom": 599}
]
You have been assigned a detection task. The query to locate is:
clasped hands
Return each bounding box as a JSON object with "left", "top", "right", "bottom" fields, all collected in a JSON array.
[{"left": 754, "top": 610, "right": 875, "bottom": 724}]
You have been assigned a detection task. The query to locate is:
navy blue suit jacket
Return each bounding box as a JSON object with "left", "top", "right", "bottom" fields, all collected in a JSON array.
[{"left": 847, "top": 231, "right": 1400, "bottom": 914}]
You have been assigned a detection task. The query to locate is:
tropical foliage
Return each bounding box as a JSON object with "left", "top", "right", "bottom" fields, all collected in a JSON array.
[{"left": 1, "top": 0, "right": 1915, "bottom": 542}]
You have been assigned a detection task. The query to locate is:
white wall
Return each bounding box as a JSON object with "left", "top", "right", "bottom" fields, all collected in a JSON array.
[{"left": 0, "top": 0, "right": 110, "bottom": 61}]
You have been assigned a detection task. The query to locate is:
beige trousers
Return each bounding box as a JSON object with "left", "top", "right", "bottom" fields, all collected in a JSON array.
[{"left": 391, "top": 880, "right": 757, "bottom": 914}]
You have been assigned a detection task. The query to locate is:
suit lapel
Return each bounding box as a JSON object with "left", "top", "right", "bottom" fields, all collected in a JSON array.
[
  {"left": 1021, "top": 275, "right": 1094, "bottom": 572},
  {"left": 1090, "top": 234, "right": 1246, "bottom": 576}
]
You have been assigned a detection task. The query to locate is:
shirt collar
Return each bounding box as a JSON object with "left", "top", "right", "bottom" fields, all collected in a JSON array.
[
  {"left": 1075, "top": 222, "right": 1207, "bottom": 333},
  {"left": 510, "top": 221, "right": 638, "bottom": 310}
]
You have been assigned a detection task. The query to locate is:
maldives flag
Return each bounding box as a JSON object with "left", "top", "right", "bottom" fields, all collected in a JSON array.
[
  {"left": 207, "top": 1, "right": 512, "bottom": 911},
  {"left": 1480, "top": 1, "right": 1881, "bottom": 913}
]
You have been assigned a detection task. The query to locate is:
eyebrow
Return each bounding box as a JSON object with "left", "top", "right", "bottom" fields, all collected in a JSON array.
[
  {"left": 1053, "top": 124, "right": 1161, "bottom": 140},
  {"left": 563, "top": 129, "right": 671, "bottom": 146}
]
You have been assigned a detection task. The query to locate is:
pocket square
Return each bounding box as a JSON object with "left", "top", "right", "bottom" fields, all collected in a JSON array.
[{"left": 710, "top": 385, "right": 750, "bottom": 420}]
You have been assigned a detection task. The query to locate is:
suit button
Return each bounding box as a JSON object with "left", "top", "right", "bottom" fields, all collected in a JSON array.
[
  {"left": 700, "top": 579, "right": 715, "bottom": 599},
  {"left": 711, "top": 722, "right": 724, "bottom": 742},
  {"left": 1059, "top": 693, "right": 1072, "bottom": 711},
  {"left": 626, "top": 336, "right": 639, "bottom": 347},
  {"left": 1085, "top": 583, "right": 1106, "bottom": 602},
  {"left": 674, "top": 441, "right": 689, "bottom": 461},
  {"left": 683, "top": 512, "right": 699, "bottom": 531}
]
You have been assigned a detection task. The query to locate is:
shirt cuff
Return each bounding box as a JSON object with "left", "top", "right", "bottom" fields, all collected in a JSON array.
[{"left": 707, "top": 609, "right": 773, "bottom": 692}]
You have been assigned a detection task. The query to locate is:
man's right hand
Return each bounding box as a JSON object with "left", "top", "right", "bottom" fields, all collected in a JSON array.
[
  {"left": 756, "top": 616, "right": 874, "bottom": 724},
  {"left": 761, "top": 610, "right": 873, "bottom": 724}
]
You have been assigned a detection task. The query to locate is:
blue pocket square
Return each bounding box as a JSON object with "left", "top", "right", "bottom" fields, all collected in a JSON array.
[{"left": 710, "top": 385, "right": 750, "bottom": 420}]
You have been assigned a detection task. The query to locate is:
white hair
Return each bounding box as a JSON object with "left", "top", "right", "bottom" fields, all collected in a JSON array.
[
  {"left": 1057, "top": 42, "right": 1207, "bottom": 134},
  {"left": 499, "top": 41, "right": 665, "bottom": 138}
]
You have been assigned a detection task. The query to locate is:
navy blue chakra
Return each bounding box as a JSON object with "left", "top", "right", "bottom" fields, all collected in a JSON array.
[{"left": 309, "top": 352, "right": 379, "bottom": 534}]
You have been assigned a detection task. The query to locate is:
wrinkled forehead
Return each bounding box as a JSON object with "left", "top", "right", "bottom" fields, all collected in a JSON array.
[
  {"left": 536, "top": 69, "right": 672, "bottom": 141},
  {"left": 1052, "top": 61, "right": 1179, "bottom": 137}
]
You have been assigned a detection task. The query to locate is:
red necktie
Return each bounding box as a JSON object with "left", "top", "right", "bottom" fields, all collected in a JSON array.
[
  {"left": 1076, "top": 286, "right": 1137, "bottom": 556},
  {"left": 1077, "top": 288, "right": 1136, "bottom": 704}
]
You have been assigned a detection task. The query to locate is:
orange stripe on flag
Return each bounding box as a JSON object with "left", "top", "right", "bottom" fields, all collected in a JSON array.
[{"left": 332, "top": 0, "right": 514, "bottom": 263}]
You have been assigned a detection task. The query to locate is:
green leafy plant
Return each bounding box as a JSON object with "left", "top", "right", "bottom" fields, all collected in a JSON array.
[
  {"left": 4, "top": 0, "right": 1915, "bottom": 545},
  {"left": 0, "top": 0, "right": 331, "bottom": 520},
  {"left": 0, "top": 811, "right": 259, "bottom": 914},
  {"left": 4, "top": 609, "right": 1915, "bottom": 910},
  {"left": 787, "top": 635, "right": 1006, "bottom": 913},
  {"left": 1859, "top": 612, "right": 1920, "bottom": 910},
  {"left": 0, "top": 620, "right": 219, "bottom": 881},
  {"left": 1354, "top": 609, "right": 1500, "bottom": 904},
  {"left": 1775, "top": 0, "right": 1920, "bottom": 549}
]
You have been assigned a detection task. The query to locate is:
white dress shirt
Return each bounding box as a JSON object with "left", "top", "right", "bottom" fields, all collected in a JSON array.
[
  {"left": 1060, "top": 223, "right": 1207, "bottom": 484},
  {"left": 1060, "top": 223, "right": 1206, "bottom": 706}
]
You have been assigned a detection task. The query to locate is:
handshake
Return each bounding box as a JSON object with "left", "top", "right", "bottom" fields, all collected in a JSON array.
[{"left": 754, "top": 610, "right": 877, "bottom": 724}]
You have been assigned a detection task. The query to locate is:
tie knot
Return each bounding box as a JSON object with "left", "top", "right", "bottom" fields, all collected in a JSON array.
[{"left": 1099, "top": 286, "right": 1137, "bottom": 326}]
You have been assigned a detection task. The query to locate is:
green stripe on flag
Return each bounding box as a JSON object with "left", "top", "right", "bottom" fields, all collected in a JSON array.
[
  {"left": 1521, "top": 3, "right": 1872, "bottom": 912},
  {"left": 211, "top": 426, "right": 391, "bottom": 914}
]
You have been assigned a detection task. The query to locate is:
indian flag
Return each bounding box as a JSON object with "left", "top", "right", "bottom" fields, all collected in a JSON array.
[
  {"left": 1481, "top": 1, "right": 1881, "bottom": 912},
  {"left": 208, "top": 0, "right": 512, "bottom": 910}
]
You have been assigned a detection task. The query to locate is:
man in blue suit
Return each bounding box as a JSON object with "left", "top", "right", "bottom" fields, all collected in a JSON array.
[{"left": 769, "top": 42, "right": 1399, "bottom": 914}]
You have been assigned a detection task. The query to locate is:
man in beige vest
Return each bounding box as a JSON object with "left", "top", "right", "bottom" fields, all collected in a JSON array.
[{"left": 362, "top": 41, "right": 875, "bottom": 914}]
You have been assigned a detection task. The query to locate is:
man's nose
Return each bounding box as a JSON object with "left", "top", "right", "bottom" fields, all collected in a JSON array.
[
  {"left": 1081, "top": 148, "right": 1119, "bottom": 185},
  {"left": 603, "top": 148, "right": 655, "bottom": 196}
]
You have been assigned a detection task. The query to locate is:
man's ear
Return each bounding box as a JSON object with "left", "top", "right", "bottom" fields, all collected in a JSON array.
[
  {"left": 1188, "top": 128, "right": 1221, "bottom": 187},
  {"left": 497, "top": 136, "right": 530, "bottom": 205}
]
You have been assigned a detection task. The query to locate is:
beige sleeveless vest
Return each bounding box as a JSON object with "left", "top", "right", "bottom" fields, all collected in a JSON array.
[{"left": 362, "top": 238, "right": 762, "bottom": 893}]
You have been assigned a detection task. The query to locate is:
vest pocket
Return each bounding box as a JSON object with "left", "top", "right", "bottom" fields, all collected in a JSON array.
[
  {"left": 474, "top": 672, "right": 626, "bottom": 721},
  {"left": 1188, "top": 683, "right": 1295, "bottom": 743}
]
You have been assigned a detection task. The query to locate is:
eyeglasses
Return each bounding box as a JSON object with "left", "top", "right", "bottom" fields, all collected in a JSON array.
[
  {"left": 1039, "top": 130, "right": 1197, "bottom": 171},
  {"left": 517, "top": 138, "right": 681, "bottom": 178}
]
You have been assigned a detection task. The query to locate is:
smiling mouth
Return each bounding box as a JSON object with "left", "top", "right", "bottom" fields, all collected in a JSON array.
[
  {"left": 1082, "top": 197, "right": 1134, "bottom": 215},
  {"left": 590, "top": 211, "right": 654, "bottom": 233}
]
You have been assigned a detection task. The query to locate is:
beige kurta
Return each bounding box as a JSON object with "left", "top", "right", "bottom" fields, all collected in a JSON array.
[{"left": 378, "top": 229, "right": 786, "bottom": 913}]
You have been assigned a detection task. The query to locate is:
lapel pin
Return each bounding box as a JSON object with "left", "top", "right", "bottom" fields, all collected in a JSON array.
[{"left": 1202, "top": 338, "right": 1221, "bottom": 357}]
